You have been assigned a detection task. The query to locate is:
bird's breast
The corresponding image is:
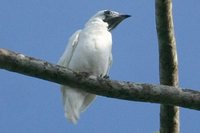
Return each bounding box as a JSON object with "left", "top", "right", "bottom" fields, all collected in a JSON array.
[{"left": 68, "top": 30, "right": 112, "bottom": 76}]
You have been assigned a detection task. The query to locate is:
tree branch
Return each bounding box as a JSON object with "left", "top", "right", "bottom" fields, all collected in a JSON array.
[
  {"left": 0, "top": 48, "right": 200, "bottom": 111},
  {"left": 155, "top": 0, "right": 179, "bottom": 133}
]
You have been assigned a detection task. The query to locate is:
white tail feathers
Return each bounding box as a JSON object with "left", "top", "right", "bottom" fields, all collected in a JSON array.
[{"left": 61, "top": 86, "right": 95, "bottom": 124}]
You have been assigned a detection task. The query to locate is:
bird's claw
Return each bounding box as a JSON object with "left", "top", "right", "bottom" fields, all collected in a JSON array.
[{"left": 101, "top": 74, "right": 110, "bottom": 79}]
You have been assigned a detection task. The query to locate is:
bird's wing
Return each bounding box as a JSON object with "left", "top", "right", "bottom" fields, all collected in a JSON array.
[
  {"left": 58, "top": 29, "right": 84, "bottom": 124},
  {"left": 58, "top": 29, "right": 81, "bottom": 67},
  {"left": 106, "top": 53, "right": 113, "bottom": 74},
  {"left": 109, "top": 53, "right": 113, "bottom": 70}
]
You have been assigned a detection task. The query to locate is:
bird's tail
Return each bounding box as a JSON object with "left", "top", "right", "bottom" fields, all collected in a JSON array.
[{"left": 61, "top": 86, "right": 96, "bottom": 124}]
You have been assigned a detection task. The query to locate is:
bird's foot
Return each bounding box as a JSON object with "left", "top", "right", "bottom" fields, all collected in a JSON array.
[
  {"left": 74, "top": 71, "right": 90, "bottom": 78},
  {"left": 101, "top": 74, "right": 110, "bottom": 79}
]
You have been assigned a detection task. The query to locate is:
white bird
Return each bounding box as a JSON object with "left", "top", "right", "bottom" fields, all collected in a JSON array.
[{"left": 58, "top": 10, "right": 130, "bottom": 124}]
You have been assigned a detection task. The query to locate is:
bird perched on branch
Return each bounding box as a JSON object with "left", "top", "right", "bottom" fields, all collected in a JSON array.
[{"left": 58, "top": 10, "right": 130, "bottom": 124}]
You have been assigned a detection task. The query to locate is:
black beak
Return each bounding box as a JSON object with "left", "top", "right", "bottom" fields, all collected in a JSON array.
[
  {"left": 104, "top": 14, "right": 131, "bottom": 31},
  {"left": 120, "top": 14, "right": 131, "bottom": 19}
]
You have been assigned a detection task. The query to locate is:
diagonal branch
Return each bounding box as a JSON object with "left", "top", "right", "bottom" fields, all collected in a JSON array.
[
  {"left": 155, "top": 0, "right": 179, "bottom": 132},
  {"left": 0, "top": 48, "right": 200, "bottom": 111}
]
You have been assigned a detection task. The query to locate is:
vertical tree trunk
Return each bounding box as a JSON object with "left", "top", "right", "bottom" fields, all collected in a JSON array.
[{"left": 155, "top": 0, "right": 179, "bottom": 133}]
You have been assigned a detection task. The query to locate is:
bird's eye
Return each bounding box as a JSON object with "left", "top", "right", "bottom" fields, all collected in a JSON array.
[{"left": 104, "top": 10, "right": 112, "bottom": 16}]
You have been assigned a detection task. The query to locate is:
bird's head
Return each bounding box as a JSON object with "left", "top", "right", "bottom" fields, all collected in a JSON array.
[{"left": 87, "top": 10, "right": 131, "bottom": 31}]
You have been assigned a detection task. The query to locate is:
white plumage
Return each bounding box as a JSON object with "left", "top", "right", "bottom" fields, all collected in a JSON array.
[{"left": 58, "top": 10, "right": 130, "bottom": 124}]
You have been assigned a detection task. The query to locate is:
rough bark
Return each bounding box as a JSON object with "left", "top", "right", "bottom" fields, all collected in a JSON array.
[
  {"left": 155, "top": 0, "right": 179, "bottom": 133},
  {"left": 0, "top": 48, "right": 200, "bottom": 111}
]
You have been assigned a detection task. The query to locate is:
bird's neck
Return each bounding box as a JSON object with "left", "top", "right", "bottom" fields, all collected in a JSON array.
[{"left": 85, "top": 18, "right": 108, "bottom": 31}]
